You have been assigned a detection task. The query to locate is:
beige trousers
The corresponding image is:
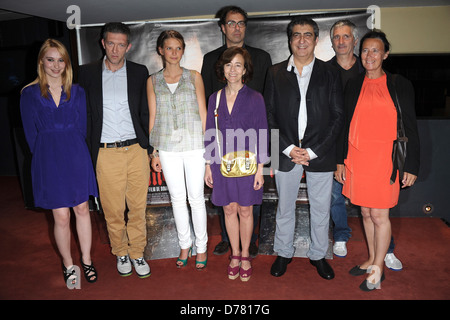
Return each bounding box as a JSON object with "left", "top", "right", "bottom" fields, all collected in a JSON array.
[{"left": 96, "top": 143, "right": 150, "bottom": 259}]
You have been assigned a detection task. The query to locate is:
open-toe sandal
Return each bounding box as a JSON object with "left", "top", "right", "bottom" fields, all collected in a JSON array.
[
  {"left": 62, "top": 264, "right": 78, "bottom": 287},
  {"left": 195, "top": 253, "right": 208, "bottom": 271},
  {"left": 227, "top": 255, "right": 241, "bottom": 280},
  {"left": 81, "top": 260, "right": 98, "bottom": 283},
  {"left": 176, "top": 247, "right": 192, "bottom": 268},
  {"left": 240, "top": 257, "right": 253, "bottom": 282}
]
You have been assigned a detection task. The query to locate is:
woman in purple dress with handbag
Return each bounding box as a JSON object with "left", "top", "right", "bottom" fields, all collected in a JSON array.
[
  {"left": 204, "top": 47, "right": 269, "bottom": 281},
  {"left": 20, "top": 39, "right": 98, "bottom": 287}
]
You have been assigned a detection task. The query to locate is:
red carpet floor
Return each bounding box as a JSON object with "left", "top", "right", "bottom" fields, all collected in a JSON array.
[{"left": 0, "top": 176, "right": 449, "bottom": 304}]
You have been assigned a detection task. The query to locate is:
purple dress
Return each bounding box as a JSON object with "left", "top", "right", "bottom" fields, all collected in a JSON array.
[
  {"left": 20, "top": 84, "right": 98, "bottom": 209},
  {"left": 204, "top": 85, "right": 269, "bottom": 206}
]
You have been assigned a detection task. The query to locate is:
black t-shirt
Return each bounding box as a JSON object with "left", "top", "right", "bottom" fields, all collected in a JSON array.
[
  {"left": 327, "top": 55, "right": 364, "bottom": 91},
  {"left": 337, "top": 60, "right": 362, "bottom": 90}
]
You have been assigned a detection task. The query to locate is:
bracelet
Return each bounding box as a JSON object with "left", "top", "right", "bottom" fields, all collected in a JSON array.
[{"left": 150, "top": 151, "right": 159, "bottom": 159}]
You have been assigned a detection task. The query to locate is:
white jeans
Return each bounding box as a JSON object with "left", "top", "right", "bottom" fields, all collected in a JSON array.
[{"left": 159, "top": 149, "right": 208, "bottom": 253}]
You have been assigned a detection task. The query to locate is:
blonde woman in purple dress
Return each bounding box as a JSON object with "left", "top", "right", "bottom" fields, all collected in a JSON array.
[{"left": 20, "top": 39, "right": 98, "bottom": 287}]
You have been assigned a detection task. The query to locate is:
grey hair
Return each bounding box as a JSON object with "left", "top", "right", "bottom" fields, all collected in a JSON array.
[{"left": 330, "top": 19, "right": 358, "bottom": 40}]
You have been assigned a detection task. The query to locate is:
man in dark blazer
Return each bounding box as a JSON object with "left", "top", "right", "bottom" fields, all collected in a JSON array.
[
  {"left": 201, "top": 5, "right": 272, "bottom": 258},
  {"left": 201, "top": 6, "right": 272, "bottom": 99},
  {"left": 78, "top": 22, "right": 152, "bottom": 279},
  {"left": 265, "top": 17, "right": 343, "bottom": 280}
]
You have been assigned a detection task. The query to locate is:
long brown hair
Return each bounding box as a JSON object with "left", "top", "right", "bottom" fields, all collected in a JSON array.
[{"left": 22, "top": 39, "right": 73, "bottom": 101}]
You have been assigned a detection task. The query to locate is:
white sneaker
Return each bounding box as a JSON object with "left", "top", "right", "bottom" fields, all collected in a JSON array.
[
  {"left": 117, "top": 255, "right": 132, "bottom": 276},
  {"left": 333, "top": 241, "right": 347, "bottom": 257},
  {"left": 385, "top": 253, "right": 403, "bottom": 271},
  {"left": 131, "top": 257, "right": 151, "bottom": 278}
]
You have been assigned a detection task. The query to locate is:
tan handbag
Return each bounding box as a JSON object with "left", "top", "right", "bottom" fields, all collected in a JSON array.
[{"left": 214, "top": 90, "right": 257, "bottom": 178}]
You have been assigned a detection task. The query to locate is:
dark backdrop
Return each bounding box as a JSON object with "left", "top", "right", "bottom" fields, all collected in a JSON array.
[{"left": 1, "top": 13, "right": 449, "bottom": 222}]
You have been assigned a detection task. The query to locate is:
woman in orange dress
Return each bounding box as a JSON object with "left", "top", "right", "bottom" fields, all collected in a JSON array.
[{"left": 336, "top": 30, "right": 420, "bottom": 291}]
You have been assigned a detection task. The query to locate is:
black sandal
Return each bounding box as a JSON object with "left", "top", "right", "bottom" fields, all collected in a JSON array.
[
  {"left": 80, "top": 260, "right": 98, "bottom": 283},
  {"left": 62, "top": 264, "right": 78, "bottom": 288}
]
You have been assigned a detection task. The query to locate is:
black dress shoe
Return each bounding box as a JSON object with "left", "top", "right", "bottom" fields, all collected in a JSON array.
[
  {"left": 309, "top": 258, "right": 335, "bottom": 280},
  {"left": 349, "top": 265, "right": 367, "bottom": 276},
  {"left": 213, "top": 241, "right": 229, "bottom": 255},
  {"left": 360, "top": 273, "right": 385, "bottom": 291},
  {"left": 270, "top": 256, "right": 292, "bottom": 277},
  {"left": 249, "top": 242, "right": 258, "bottom": 258}
]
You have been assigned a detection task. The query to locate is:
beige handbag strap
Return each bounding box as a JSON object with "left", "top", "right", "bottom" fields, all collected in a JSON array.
[{"left": 214, "top": 90, "right": 222, "bottom": 158}]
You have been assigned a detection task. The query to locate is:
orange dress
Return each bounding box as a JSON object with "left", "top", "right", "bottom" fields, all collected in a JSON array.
[{"left": 342, "top": 74, "right": 399, "bottom": 209}]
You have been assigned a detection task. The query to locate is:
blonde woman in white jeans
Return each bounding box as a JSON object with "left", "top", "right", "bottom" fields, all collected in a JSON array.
[{"left": 147, "top": 30, "right": 208, "bottom": 270}]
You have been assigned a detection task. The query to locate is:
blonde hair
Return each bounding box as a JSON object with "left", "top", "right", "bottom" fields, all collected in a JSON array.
[{"left": 22, "top": 39, "right": 73, "bottom": 101}]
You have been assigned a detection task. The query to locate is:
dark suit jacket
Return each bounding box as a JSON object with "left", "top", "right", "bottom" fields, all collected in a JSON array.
[
  {"left": 264, "top": 58, "right": 344, "bottom": 172},
  {"left": 201, "top": 44, "right": 272, "bottom": 99},
  {"left": 338, "top": 71, "right": 420, "bottom": 176},
  {"left": 78, "top": 59, "right": 151, "bottom": 167}
]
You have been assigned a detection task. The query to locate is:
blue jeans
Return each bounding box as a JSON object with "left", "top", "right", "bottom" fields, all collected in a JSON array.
[{"left": 331, "top": 179, "right": 352, "bottom": 242}]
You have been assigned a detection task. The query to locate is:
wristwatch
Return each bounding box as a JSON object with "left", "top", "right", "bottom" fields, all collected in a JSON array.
[{"left": 150, "top": 151, "right": 159, "bottom": 159}]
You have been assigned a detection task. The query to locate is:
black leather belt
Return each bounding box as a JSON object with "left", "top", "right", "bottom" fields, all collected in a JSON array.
[{"left": 100, "top": 138, "right": 138, "bottom": 148}]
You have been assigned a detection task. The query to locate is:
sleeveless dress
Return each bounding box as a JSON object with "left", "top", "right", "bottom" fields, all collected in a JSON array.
[
  {"left": 342, "top": 74, "right": 399, "bottom": 208},
  {"left": 149, "top": 67, "right": 204, "bottom": 152},
  {"left": 20, "top": 84, "right": 98, "bottom": 209}
]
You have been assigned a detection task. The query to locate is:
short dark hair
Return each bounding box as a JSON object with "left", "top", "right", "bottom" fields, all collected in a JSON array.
[
  {"left": 359, "top": 29, "right": 391, "bottom": 56},
  {"left": 216, "top": 6, "right": 248, "bottom": 28},
  {"left": 102, "top": 22, "right": 131, "bottom": 42},
  {"left": 156, "top": 30, "right": 186, "bottom": 56},
  {"left": 215, "top": 47, "right": 253, "bottom": 84},
  {"left": 287, "top": 16, "right": 319, "bottom": 41}
]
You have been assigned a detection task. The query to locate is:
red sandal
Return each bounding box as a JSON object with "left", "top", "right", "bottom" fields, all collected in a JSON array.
[
  {"left": 227, "top": 255, "right": 241, "bottom": 280},
  {"left": 239, "top": 257, "right": 253, "bottom": 282}
]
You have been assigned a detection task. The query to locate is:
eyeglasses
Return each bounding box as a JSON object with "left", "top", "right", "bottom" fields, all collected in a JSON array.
[{"left": 226, "top": 20, "right": 246, "bottom": 28}]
